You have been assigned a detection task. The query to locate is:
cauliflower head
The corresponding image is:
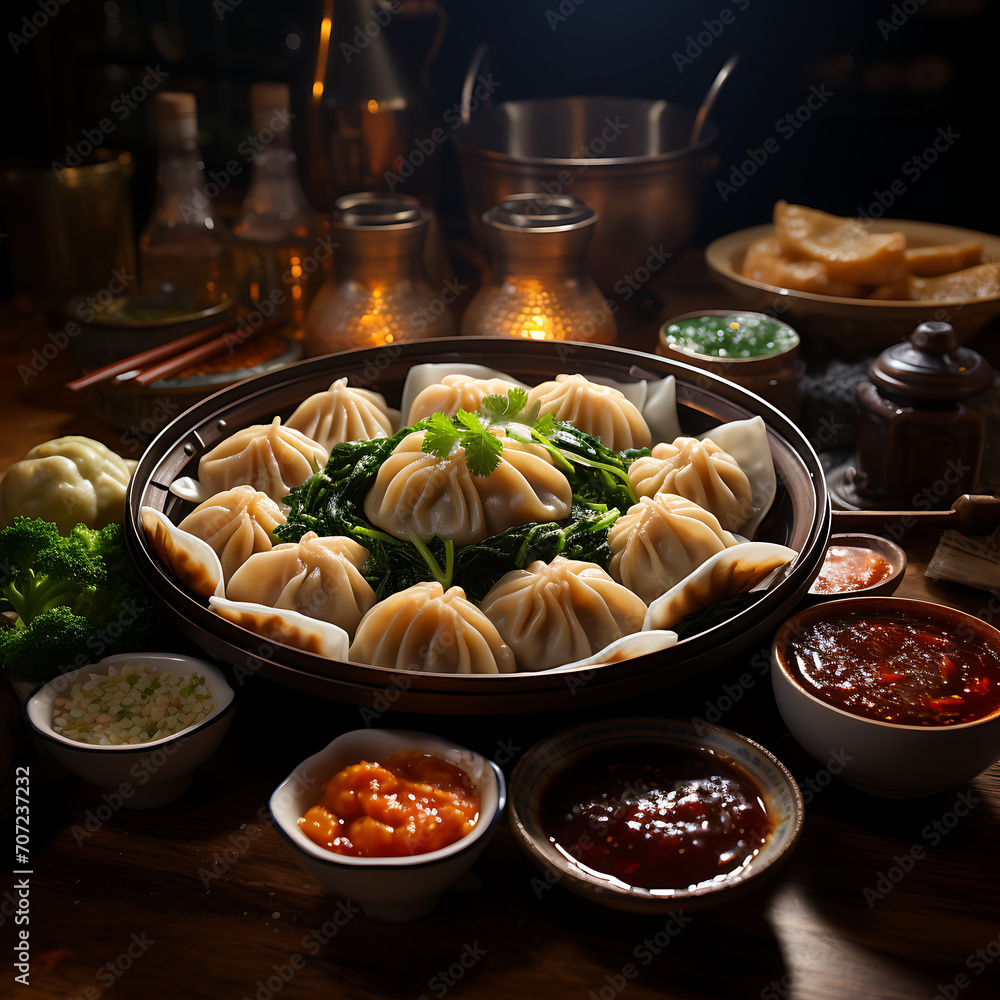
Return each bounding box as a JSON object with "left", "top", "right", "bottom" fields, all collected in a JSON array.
[{"left": 0, "top": 436, "right": 138, "bottom": 534}]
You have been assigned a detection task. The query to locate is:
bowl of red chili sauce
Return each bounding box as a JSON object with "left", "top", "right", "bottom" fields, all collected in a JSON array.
[
  {"left": 771, "top": 597, "right": 1000, "bottom": 797},
  {"left": 806, "top": 533, "right": 905, "bottom": 600},
  {"left": 508, "top": 717, "right": 803, "bottom": 913}
]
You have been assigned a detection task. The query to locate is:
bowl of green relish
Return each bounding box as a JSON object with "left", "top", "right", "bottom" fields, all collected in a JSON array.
[{"left": 658, "top": 310, "right": 804, "bottom": 419}]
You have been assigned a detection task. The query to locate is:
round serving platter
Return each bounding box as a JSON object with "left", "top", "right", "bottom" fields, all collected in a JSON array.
[{"left": 125, "top": 337, "right": 831, "bottom": 713}]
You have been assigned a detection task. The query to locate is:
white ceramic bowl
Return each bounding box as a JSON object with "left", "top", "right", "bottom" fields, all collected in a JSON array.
[
  {"left": 771, "top": 597, "right": 1000, "bottom": 797},
  {"left": 269, "top": 729, "right": 506, "bottom": 922},
  {"left": 705, "top": 219, "right": 1000, "bottom": 355},
  {"left": 26, "top": 652, "right": 235, "bottom": 808},
  {"left": 508, "top": 717, "right": 803, "bottom": 913}
]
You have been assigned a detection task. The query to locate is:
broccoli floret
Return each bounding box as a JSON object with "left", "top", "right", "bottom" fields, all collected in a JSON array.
[
  {"left": 0, "top": 517, "right": 107, "bottom": 621},
  {"left": 0, "top": 517, "right": 170, "bottom": 684},
  {"left": 0, "top": 606, "right": 93, "bottom": 683}
]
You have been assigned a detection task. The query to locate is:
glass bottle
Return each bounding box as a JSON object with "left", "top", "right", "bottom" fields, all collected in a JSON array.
[
  {"left": 460, "top": 195, "right": 616, "bottom": 344},
  {"left": 138, "top": 91, "right": 234, "bottom": 311},
  {"left": 232, "top": 82, "right": 328, "bottom": 337},
  {"left": 302, "top": 192, "right": 454, "bottom": 355}
]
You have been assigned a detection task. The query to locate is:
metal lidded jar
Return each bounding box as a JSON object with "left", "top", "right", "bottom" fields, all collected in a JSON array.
[
  {"left": 302, "top": 192, "right": 454, "bottom": 355},
  {"left": 854, "top": 321, "right": 995, "bottom": 509},
  {"left": 460, "top": 194, "right": 616, "bottom": 344}
]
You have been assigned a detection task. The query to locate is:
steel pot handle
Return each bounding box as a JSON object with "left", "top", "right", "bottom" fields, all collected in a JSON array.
[{"left": 461, "top": 42, "right": 492, "bottom": 125}]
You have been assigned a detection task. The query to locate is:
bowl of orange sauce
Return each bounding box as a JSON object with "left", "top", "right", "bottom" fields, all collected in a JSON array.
[
  {"left": 807, "top": 533, "right": 906, "bottom": 600},
  {"left": 269, "top": 728, "right": 505, "bottom": 921}
]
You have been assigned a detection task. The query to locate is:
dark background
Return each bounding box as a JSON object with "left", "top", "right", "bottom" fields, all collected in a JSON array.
[{"left": 1, "top": 0, "right": 995, "bottom": 299}]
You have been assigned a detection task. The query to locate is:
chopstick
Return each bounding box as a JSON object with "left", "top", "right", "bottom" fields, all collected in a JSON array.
[
  {"left": 65, "top": 316, "right": 242, "bottom": 391},
  {"left": 131, "top": 316, "right": 283, "bottom": 386}
]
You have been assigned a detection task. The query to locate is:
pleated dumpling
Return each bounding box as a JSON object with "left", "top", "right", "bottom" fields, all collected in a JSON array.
[
  {"left": 209, "top": 596, "right": 349, "bottom": 660},
  {"left": 198, "top": 417, "right": 328, "bottom": 506},
  {"left": 480, "top": 556, "right": 647, "bottom": 672},
  {"left": 627, "top": 437, "right": 753, "bottom": 533},
  {"left": 349, "top": 582, "right": 516, "bottom": 674},
  {"left": 286, "top": 377, "right": 394, "bottom": 450},
  {"left": 406, "top": 373, "right": 521, "bottom": 424},
  {"left": 226, "top": 531, "right": 375, "bottom": 637},
  {"left": 140, "top": 507, "right": 224, "bottom": 600},
  {"left": 607, "top": 493, "right": 738, "bottom": 605},
  {"left": 526, "top": 373, "right": 652, "bottom": 451},
  {"left": 643, "top": 542, "right": 798, "bottom": 631},
  {"left": 177, "top": 486, "right": 286, "bottom": 583},
  {"left": 363, "top": 429, "right": 572, "bottom": 547}
]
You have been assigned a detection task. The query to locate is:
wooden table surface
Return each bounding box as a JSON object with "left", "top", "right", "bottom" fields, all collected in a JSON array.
[{"left": 3, "top": 257, "right": 1000, "bottom": 1000}]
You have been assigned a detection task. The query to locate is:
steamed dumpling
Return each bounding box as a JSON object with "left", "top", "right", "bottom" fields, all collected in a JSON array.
[
  {"left": 226, "top": 531, "right": 375, "bottom": 637},
  {"left": 627, "top": 437, "right": 753, "bottom": 533},
  {"left": 198, "top": 416, "right": 328, "bottom": 505},
  {"left": 286, "top": 377, "right": 394, "bottom": 450},
  {"left": 526, "top": 373, "right": 651, "bottom": 450},
  {"left": 349, "top": 582, "right": 515, "bottom": 674},
  {"left": 140, "top": 507, "right": 225, "bottom": 600},
  {"left": 177, "top": 486, "right": 286, "bottom": 583},
  {"left": 643, "top": 542, "right": 798, "bottom": 631},
  {"left": 608, "top": 493, "right": 738, "bottom": 605},
  {"left": 480, "top": 556, "right": 647, "bottom": 672},
  {"left": 209, "top": 596, "right": 349, "bottom": 660},
  {"left": 363, "top": 429, "right": 572, "bottom": 547},
  {"left": 406, "top": 373, "right": 522, "bottom": 425}
]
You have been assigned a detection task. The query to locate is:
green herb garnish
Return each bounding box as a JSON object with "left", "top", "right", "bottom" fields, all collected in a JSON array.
[
  {"left": 420, "top": 388, "right": 538, "bottom": 477},
  {"left": 277, "top": 391, "right": 649, "bottom": 599}
]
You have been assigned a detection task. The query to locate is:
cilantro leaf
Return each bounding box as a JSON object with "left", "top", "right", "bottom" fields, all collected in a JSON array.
[
  {"left": 421, "top": 409, "right": 504, "bottom": 476},
  {"left": 422, "top": 412, "right": 460, "bottom": 459},
  {"left": 462, "top": 423, "right": 504, "bottom": 476},
  {"left": 482, "top": 387, "right": 529, "bottom": 424}
]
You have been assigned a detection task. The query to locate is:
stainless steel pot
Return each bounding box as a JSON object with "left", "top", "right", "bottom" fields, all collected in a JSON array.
[
  {"left": 125, "top": 338, "right": 830, "bottom": 714},
  {"left": 453, "top": 49, "right": 719, "bottom": 294}
]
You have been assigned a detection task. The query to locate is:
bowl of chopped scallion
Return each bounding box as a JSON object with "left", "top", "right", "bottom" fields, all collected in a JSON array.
[{"left": 26, "top": 652, "right": 235, "bottom": 808}]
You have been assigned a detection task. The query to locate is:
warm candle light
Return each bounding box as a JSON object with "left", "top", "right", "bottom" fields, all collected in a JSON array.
[{"left": 460, "top": 196, "right": 616, "bottom": 344}]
